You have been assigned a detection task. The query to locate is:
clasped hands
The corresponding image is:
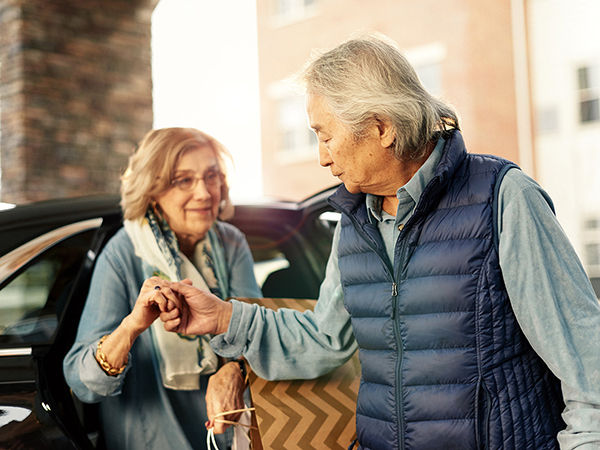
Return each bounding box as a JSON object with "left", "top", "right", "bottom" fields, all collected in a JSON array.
[
  {"left": 134, "top": 277, "right": 240, "bottom": 434},
  {"left": 134, "top": 276, "right": 233, "bottom": 336}
]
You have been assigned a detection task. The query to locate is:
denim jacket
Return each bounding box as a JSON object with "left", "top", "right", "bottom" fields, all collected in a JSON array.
[{"left": 64, "top": 223, "right": 261, "bottom": 449}]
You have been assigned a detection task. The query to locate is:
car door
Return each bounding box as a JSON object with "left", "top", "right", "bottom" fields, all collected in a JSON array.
[{"left": 0, "top": 198, "right": 121, "bottom": 449}]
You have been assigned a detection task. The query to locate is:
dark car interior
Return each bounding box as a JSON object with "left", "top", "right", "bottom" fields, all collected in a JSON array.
[
  {"left": 0, "top": 194, "right": 336, "bottom": 448},
  {"left": 0, "top": 215, "right": 121, "bottom": 448}
]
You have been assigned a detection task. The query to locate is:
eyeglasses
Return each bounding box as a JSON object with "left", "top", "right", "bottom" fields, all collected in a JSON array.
[{"left": 170, "top": 169, "right": 222, "bottom": 192}]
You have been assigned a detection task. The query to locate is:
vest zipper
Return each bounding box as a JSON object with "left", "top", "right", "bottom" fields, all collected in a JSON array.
[
  {"left": 390, "top": 276, "right": 403, "bottom": 449},
  {"left": 391, "top": 282, "right": 397, "bottom": 321},
  {"left": 345, "top": 214, "right": 403, "bottom": 448},
  {"left": 393, "top": 229, "right": 413, "bottom": 450}
]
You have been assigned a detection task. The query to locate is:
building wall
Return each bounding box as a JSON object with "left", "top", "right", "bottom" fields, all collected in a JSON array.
[
  {"left": 528, "top": 0, "right": 600, "bottom": 282},
  {"left": 256, "top": 0, "right": 523, "bottom": 201},
  {"left": 0, "top": 0, "right": 157, "bottom": 203}
]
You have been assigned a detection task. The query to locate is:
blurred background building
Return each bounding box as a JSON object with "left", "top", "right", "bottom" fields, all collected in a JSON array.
[
  {"left": 254, "top": 0, "right": 600, "bottom": 293},
  {"left": 527, "top": 0, "right": 600, "bottom": 293},
  {"left": 0, "top": 0, "right": 598, "bottom": 292},
  {"left": 256, "top": 0, "right": 528, "bottom": 200}
]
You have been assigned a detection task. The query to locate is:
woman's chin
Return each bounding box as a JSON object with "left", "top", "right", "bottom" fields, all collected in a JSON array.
[
  {"left": 185, "top": 209, "right": 216, "bottom": 223},
  {"left": 173, "top": 217, "right": 215, "bottom": 239}
]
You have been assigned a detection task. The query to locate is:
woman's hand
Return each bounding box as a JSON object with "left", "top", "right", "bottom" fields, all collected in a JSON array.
[
  {"left": 94, "top": 276, "right": 180, "bottom": 375},
  {"left": 205, "top": 361, "right": 247, "bottom": 434},
  {"left": 128, "top": 276, "right": 179, "bottom": 335}
]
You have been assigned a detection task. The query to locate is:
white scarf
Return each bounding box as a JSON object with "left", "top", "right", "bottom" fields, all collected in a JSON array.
[{"left": 124, "top": 215, "right": 220, "bottom": 390}]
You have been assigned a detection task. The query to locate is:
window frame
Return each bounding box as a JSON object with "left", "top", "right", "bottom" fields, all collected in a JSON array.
[
  {"left": 576, "top": 65, "right": 600, "bottom": 124},
  {"left": 0, "top": 219, "right": 102, "bottom": 349}
]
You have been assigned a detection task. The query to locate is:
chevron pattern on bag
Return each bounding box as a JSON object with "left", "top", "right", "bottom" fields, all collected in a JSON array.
[{"left": 236, "top": 297, "right": 360, "bottom": 450}]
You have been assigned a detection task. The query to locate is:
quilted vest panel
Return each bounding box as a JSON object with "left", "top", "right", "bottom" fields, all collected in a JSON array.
[{"left": 330, "top": 131, "right": 564, "bottom": 450}]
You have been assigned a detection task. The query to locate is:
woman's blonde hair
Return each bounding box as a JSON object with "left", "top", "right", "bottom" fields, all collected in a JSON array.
[{"left": 120, "top": 127, "right": 234, "bottom": 221}]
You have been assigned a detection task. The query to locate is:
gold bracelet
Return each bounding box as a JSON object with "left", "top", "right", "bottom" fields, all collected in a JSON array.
[{"left": 95, "top": 335, "right": 127, "bottom": 376}]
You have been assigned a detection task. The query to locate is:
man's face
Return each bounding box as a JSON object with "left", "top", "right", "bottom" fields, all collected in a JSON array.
[{"left": 306, "top": 92, "right": 397, "bottom": 195}]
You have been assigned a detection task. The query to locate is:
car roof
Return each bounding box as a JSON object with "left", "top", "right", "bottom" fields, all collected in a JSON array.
[{"left": 0, "top": 184, "right": 341, "bottom": 255}]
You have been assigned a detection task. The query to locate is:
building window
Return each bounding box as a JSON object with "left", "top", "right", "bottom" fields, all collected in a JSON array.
[
  {"left": 584, "top": 217, "right": 600, "bottom": 230},
  {"left": 585, "top": 243, "right": 600, "bottom": 266},
  {"left": 272, "top": 0, "right": 317, "bottom": 24},
  {"left": 536, "top": 105, "right": 559, "bottom": 134},
  {"left": 583, "top": 215, "right": 600, "bottom": 273},
  {"left": 582, "top": 215, "right": 600, "bottom": 298},
  {"left": 405, "top": 43, "right": 446, "bottom": 98},
  {"left": 577, "top": 66, "right": 600, "bottom": 123},
  {"left": 276, "top": 94, "right": 316, "bottom": 159},
  {"left": 415, "top": 62, "right": 442, "bottom": 97}
]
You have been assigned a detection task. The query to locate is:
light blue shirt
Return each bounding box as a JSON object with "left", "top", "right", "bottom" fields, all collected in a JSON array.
[
  {"left": 213, "top": 140, "right": 600, "bottom": 449},
  {"left": 64, "top": 225, "right": 262, "bottom": 450}
]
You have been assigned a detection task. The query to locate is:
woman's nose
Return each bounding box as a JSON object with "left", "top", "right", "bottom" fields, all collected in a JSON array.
[{"left": 192, "top": 178, "right": 211, "bottom": 199}]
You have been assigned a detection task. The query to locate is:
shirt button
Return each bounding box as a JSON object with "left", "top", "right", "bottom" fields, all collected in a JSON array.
[{"left": 398, "top": 224, "right": 404, "bottom": 231}]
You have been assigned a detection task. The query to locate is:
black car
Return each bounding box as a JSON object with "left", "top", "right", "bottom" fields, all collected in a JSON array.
[{"left": 0, "top": 187, "right": 339, "bottom": 449}]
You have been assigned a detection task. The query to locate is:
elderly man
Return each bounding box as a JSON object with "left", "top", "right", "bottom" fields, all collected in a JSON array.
[{"left": 162, "top": 36, "right": 600, "bottom": 449}]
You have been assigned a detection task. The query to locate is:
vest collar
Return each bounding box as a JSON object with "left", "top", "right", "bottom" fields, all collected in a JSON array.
[
  {"left": 413, "top": 130, "right": 467, "bottom": 219},
  {"left": 329, "top": 129, "right": 467, "bottom": 224}
]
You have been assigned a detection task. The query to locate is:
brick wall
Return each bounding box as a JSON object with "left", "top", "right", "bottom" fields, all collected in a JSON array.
[{"left": 0, "top": 0, "right": 157, "bottom": 203}]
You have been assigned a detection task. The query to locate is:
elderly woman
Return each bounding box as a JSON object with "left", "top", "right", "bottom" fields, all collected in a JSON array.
[{"left": 63, "top": 127, "right": 261, "bottom": 449}]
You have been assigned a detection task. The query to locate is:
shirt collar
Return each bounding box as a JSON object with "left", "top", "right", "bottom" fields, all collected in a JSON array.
[{"left": 367, "top": 137, "right": 445, "bottom": 222}]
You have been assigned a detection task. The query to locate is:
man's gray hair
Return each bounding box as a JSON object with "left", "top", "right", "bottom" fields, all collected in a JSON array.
[{"left": 302, "top": 35, "right": 459, "bottom": 160}]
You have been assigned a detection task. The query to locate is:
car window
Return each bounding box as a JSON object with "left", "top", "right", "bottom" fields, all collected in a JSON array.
[
  {"left": 0, "top": 230, "right": 96, "bottom": 345},
  {"left": 318, "top": 211, "right": 340, "bottom": 229},
  {"left": 246, "top": 232, "right": 325, "bottom": 299},
  {"left": 247, "top": 235, "right": 290, "bottom": 286}
]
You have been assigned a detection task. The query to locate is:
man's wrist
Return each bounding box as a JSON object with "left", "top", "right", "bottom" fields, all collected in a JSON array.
[
  {"left": 215, "top": 300, "right": 233, "bottom": 335},
  {"left": 232, "top": 358, "right": 248, "bottom": 383}
]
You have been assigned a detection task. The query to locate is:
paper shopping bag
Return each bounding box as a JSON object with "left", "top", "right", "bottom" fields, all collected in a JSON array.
[{"left": 236, "top": 297, "right": 360, "bottom": 450}]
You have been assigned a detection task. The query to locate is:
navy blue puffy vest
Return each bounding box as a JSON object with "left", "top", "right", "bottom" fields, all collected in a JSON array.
[{"left": 329, "top": 131, "right": 564, "bottom": 450}]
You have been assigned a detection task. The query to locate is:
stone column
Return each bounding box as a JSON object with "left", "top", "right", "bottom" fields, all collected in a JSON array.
[{"left": 0, "top": 0, "right": 158, "bottom": 203}]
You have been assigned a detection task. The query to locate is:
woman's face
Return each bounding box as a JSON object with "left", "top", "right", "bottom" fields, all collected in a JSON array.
[{"left": 154, "top": 145, "right": 222, "bottom": 247}]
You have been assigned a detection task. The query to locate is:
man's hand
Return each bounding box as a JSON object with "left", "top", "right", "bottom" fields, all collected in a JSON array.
[
  {"left": 159, "top": 280, "right": 233, "bottom": 336},
  {"left": 205, "top": 361, "right": 246, "bottom": 434}
]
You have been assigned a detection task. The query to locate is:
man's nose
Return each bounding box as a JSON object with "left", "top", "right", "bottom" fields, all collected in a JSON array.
[{"left": 318, "top": 145, "right": 332, "bottom": 167}]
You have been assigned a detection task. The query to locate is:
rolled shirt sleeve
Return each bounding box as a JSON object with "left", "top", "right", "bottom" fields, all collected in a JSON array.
[
  {"left": 498, "top": 168, "right": 600, "bottom": 449},
  {"left": 211, "top": 222, "right": 357, "bottom": 380}
]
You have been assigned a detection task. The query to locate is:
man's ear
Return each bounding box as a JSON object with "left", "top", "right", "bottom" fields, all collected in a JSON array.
[{"left": 375, "top": 115, "right": 396, "bottom": 148}]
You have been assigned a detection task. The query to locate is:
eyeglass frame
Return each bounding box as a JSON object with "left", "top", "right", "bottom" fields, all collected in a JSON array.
[{"left": 169, "top": 168, "right": 223, "bottom": 192}]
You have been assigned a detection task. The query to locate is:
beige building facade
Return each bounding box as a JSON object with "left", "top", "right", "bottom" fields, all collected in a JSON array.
[{"left": 256, "top": 0, "right": 528, "bottom": 201}]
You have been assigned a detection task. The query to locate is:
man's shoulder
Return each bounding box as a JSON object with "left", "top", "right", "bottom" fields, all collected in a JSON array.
[
  {"left": 500, "top": 167, "right": 539, "bottom": 190},
  {"left": 499, "top": 168, "right": 550, "bottom": 202},
  {"left": 465, "top": 152, "right": 518, "bottom": 171}
]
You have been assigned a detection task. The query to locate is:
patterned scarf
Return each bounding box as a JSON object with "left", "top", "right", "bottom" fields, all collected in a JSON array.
[{"left": 124, "top": 207, "right": 226, "bottom": 390}]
